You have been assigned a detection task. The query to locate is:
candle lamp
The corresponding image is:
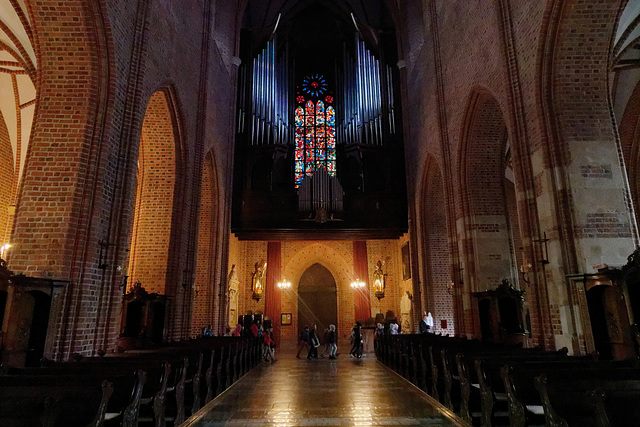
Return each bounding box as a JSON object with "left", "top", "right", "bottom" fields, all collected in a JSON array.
[
  {"left": 277, "top": 279, "right": 291, "bottom": 289},
  {"left": 446, "top": 281, "right": 455, "bottom": 295},
  {"left": 350, "top": 280, "right": 365, "bottom": 289},
  {"left": 519, "top": 262, "right": 532, "bottom": 284},
  {"left": 0, "top": 243, "right": 12, "bottom": 260}
]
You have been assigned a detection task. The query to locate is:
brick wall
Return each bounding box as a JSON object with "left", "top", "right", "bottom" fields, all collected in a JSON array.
[
  {"left": 227, "top": 239, "right": 413, "bottom": 343},
  {"left": 0, "top": 111, "right": 13, "bottom": 244},
  {"left": 422, "top": 162, "right": 454, "bottom": 335},
  {"left": 128, "top": 91, "right": 175, "bottom": 295},
  {"left": 192, "top": 152, "right": 214, "bottom": 336},
  {"left": 397, "top": 0, "right": 634, "bottom": 351},
  {"left": 6, "top": 0, "right": 637, "bottom": 360}
]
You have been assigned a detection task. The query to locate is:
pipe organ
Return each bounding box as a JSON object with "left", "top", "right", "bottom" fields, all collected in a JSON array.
[
  {"left": 237, "top": 37, "right": 291, "bottom": 146},
  {"left": 239, "top": 34, "right": 396, "bottom": 150},
  {"left": 232, "top": 22, "right": 407, "bottom": 238},
  {"left": 298, "top": 168, "right": 344, "bottom": 217},
  {"left": 338, "top": 35, "right": 395, "bottom": 146}
]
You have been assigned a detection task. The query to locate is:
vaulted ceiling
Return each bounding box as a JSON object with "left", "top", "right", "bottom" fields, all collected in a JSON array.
[{"left": 0, "top": 0, "right": 37, "bottom": 189}]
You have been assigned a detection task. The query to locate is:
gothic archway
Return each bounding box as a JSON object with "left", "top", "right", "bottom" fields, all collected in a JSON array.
[
  {"left": 128, "top": 90, "right": 178, "bottom": 296},
  {"left": 460, "top": 89, "right": 515, "bottom": 290},
  {"left": 193, "top": 151, "right": 223, "bottom": 335},
  {"left": 297, "top": 263, "right": 337, "bottom": 335},
  {"left": 420, "top": 157, "right": 454, "bottom": 334}
]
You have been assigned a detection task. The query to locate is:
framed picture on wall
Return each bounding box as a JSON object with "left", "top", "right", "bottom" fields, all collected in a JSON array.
[
  {"left": 402, "top": 243, "right": 411, "bottom": 280},
  {"left": 281, "top": 313, "right": 292, "bottom": 325}
]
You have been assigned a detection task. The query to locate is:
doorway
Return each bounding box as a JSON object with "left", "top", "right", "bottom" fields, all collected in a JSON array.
[
  {"left": 297, "top": 264, "right": 337, "bottom": 334},
  {"left": 25, "top": 291, "right": 51, "bottom": 367}
]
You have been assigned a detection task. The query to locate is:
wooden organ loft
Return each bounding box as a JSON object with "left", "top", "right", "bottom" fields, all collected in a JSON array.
[{"left": 231, "top": 6, "right": 407, "bottom": 240}]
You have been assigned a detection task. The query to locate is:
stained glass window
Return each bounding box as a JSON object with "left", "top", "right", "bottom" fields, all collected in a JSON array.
[{"left": 295, "top": 75, "right": 336, "bottom": 188}]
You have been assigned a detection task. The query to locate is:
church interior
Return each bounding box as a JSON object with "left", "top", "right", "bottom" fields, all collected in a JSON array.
[{"left": 3, "top": 0, "right": 640, "bottom": 425}]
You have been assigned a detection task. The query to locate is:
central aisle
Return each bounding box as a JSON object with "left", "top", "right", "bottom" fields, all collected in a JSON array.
[{"left": 184, "top": 350, "right": 467, "bottom": 427}]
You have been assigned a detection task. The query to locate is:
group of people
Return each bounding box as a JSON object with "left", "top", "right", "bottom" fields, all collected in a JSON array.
[
  {"left": 203, "top": 312, "right": 436, "bottom": 364},
  {"left": 212, "top": 320, "right": 278, "bottom": 363},
  {"left": 296, "top": 323, "right": 339, "bottom": 359}
]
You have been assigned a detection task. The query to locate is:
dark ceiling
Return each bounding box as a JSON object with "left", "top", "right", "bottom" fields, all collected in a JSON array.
[
  {"left": 241, "top": 0, "right": 395, "bottom": 32},
  {"left": 241, "top": 0, "right": 396, "bottom": 63}
]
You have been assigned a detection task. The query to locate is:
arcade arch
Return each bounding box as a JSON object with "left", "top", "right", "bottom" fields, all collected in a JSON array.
[
  {"left": 127, "top": 90, "right": 178, "bottom": 295},
  {"left": 419, "top": 157, "right": 454, "bottom": 334}
]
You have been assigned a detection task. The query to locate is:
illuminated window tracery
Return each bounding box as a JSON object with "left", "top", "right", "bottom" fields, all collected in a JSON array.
[{"left": 295, "top": 74, "right": 336, "bottom": 188}]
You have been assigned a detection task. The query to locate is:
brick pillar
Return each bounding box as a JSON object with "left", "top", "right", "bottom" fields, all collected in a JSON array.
[
  {"left": 265, "top": 241, "right": 282, "bottom": 345},
  {"left": 353, "top": 241, "right": 371, "bottom": 322}
]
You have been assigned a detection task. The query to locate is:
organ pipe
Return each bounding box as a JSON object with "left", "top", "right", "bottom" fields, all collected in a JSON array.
[
  {"left": 338, "top": 34, "right": 392, "bottom": 146},
  {"left": 246, "top": 36, "right": 290, "bottom": 145},
  {"left": 242, "top": 33, "right": 394, "bottom": 147}
]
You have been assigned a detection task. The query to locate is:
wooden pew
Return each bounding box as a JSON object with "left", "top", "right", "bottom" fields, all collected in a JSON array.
[{"left": 0, "top": 336, "right": 259, "bottom": 426}]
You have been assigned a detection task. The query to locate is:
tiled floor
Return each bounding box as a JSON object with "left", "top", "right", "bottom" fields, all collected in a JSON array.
[{"left": 184, "top": 350, "right": 467, "bottom": 427}]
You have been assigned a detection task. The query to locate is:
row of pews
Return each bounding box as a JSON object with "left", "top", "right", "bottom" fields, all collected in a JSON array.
[
  {"left": 1, "top": 336, "right": 262, "bottom": 426},
  {"left": 376, "top": 334, "right": 640, "bottom": 426}
]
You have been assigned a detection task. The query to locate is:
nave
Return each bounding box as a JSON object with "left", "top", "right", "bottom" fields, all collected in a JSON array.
[{"left": 185, "top": 350, "right": 465, "bottom": 427}]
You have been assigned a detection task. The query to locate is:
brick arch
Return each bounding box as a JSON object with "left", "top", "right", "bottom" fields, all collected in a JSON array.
[
  {"left": 419, "top": 156, "right": 454, "bottom": 335},
  {"left": 538, "top": 0, "right": 635, "bottom": 272},
  {"left": 193, "top": 150, "right": 222, "bottom": 336},
  {"left": 619, "top": 79, "right": 640, "bottom": 231},
  {"left": 128, "top": 89, "right": 179, "bottom": 295},
  {"left": 533, "top": 0, "right": 633, "bottom": 351},
  {"left": 459, "top": 88, "right": 514, "bottom": 292},
  {"left": 281, "top": 241, "right": 356, "bottom": 340}
]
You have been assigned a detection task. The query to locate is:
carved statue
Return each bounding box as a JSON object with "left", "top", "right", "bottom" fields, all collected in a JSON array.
[
  {"left": 227, "top": 264, "right": 240, "bottom": 326},
  {"left": 373, "top": 260, "right": 385, "bottom": 299},
  {"left": 227, "top": 265, "right": 237, "bottom": 290},
  {"left": 252, "top": 261, "right": 266, "bottom": 300}
]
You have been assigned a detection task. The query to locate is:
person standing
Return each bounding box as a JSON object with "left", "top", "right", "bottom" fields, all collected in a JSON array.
[
  {"left": 308, "top": 324, "right": 320, "bottom": 359},
  {"left": 423, "top": 312, "right": 434, "bottom": 333},
  {"left": 374, "top": 323, "right": 384, "bottom": 352},
  {"left": 202, "top": 325, "right": 213, "bottom": 337},
  {"left": 263, "top": 327, "right": 276, "bottom": 362},
  {"left": 350, "top": 322, "right": 362, "bottom": 358},
  {"left": 232, "top": 323, "right": 242, "bottom": 337},
  {"left": 420, "top": 313, "right": 431, "bottom": 334},
  {"left": 296, "top": 325, "right": 310, "bottom": 359},
  {"left": 327, "top": 324, "right": 338, "bottom": 359}
]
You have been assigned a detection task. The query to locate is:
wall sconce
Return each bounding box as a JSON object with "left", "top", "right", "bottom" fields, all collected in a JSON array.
[
  {"left": 519, "top": 261, "right": 532, "bottom": 284},
  {"left": 0, "top": 243, "right": 12, "bottom": 260},
  {"left": 350, "top": 280, "right": 365, "bottom": 289},
  {"left": 277, "top": 279, "right": 291, "bottom": 289},
  {"left": 446, "top": 281, "right": 455, "bottom": 295}
]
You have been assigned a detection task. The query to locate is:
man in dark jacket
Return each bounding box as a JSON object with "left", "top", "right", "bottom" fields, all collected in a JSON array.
[{"left": 296, "top": 325, "right": 310, "bottom": 359}]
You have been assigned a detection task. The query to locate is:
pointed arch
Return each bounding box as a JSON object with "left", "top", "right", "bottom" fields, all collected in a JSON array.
[
  {"left": 193, "top": 149, "right": 222, "bottom": 335},
  {"left": 459, "top": 88, "right": 515, "bottom": 291},
  {"left": 128, "top": 89, "right": 180, "bottom": 296},
  {"left": 282, "top": 241, "right": 355, "bottom": 340},
  {"left": 419, "top": 155, "right": 454, "bottom": 334}
]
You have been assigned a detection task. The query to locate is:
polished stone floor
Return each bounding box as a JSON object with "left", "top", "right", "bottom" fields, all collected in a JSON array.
[{"left": 184, "top": 349, "right": 467, "bottom": 427}]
